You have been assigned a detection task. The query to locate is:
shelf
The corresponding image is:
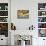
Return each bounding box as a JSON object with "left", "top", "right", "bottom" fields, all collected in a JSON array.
[
  {"left": 0, "top": 22, "right": 8, "bottom": 23},
  {"left": 38, "top": 28, "right": 46, "bottom": 29},
  {"left": 0, "top": 10, "right": 8, "bottom": 11},
  {"left": 38, "top": 22, "right": 46, "bottom": 23},
  {"left": 38, "top": 15, "right": 46, "bottom": 17},
  {"left": 38, "top": 10, "right": 46, "bottom": 11},
  {"left": 0, "top": 16, "right": 8, "bottom": 17}
]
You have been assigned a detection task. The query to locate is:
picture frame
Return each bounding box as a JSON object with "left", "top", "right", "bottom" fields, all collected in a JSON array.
[
  {"left": 17, "top": 10, "right": 29, "bottom": 19},
  {"left": 38, "top": 29, "right": 46, "bottom": 37}
]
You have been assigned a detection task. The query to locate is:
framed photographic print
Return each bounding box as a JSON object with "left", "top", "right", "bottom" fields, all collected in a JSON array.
[
  {"left": 38, "top": 29, "right": 46, "bottom": 37},
  {"left": 0, "top": 23, "right": 8, "bottom": 37},
  {"left": 17, "top": 10, "right": 29, "bottom": 19},
  {"left": 0, "top": 17, "right": 8, "bottom": 22}
]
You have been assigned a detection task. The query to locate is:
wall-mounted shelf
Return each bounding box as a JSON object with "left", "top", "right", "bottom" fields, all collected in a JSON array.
[
  {"left": 0, "top": 22, "right": 8, "bottom": 23},
  {"left": 38, "top": 15, "right": 46, "bottom": 17},
  {"left": 38, "top": 10, "right": 46, "bottom": 11},
  {"left": 0, "top": 10, "right": 8, "bottom": 11},
  {"left": 38, "top": 28, "right": 46, "bottom": 29},
  {"left": 0, "top": 16, "right": 8, "bottom": 17},
  {"left": 38, "top": 22, "right": 46, "bottom": 23}
]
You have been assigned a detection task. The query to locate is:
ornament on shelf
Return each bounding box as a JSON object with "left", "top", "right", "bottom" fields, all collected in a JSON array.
[{"left": 11, "top": 23, "right": 16, "bottom": 30}]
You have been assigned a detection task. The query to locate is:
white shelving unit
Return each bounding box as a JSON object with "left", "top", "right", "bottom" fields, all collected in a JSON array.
[
  {"left": 38, "top": 3, "right": 46, "bottom": 37},
  {"left": 0, "top": 1, "right": 9, "bottom": 45},
  {"left": 0, "top": 3, "right": 8, "bottom": 41}
]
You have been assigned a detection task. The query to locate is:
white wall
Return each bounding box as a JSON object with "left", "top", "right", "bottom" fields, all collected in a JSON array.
[
  {"left": 11, "top": 0, "right": 46, "bottom": 46},
  {"left": 11, "top": 0, "right": 38, "bottom": 30},
  {"left": 11, "top": 0, "right": 46, "bottom": 30},
  {"left": 11, "top": 0, "right": 38, "bottom": 45}
]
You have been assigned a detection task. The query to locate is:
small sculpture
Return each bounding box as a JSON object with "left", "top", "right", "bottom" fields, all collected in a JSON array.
[
  {"left": 29, "top": 25, "right": 35, "bottom": 30},
  {"left": 11, "top": 23, "right": 16, "bottom": 30}
]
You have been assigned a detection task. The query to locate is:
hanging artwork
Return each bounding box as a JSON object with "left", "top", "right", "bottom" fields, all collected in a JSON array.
[
  {"left": 17, "top": 10, "right": 29, "bottom": 19},
  {"left": 38, "top": 29, "right": 46, "bottom": 37}
]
